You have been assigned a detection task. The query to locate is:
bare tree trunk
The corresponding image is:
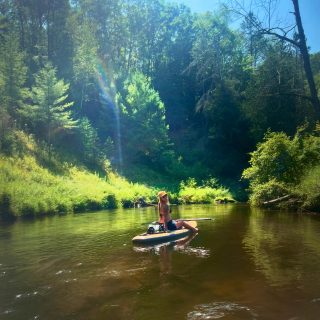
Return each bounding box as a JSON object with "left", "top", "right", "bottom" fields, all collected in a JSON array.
[{"left": 292, "top": 0, "right": 320, "bottom": 116}]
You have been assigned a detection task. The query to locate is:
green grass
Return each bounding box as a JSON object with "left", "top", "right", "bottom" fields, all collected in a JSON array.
[
  {"left": 0, "top": 155, "right": 156, "bottom": 219},
  {"left": 0, "top": 130, "right": 236, "bottom": 220}
]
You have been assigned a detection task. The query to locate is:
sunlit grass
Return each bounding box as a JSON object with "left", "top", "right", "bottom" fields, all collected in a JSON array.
[
  {"left": 0, "top": 155, "right": 156, "bottom": 219},
  {"left": 0, "top": 131, "right": 235, "bottom": 220},
  {"left": 178, "top": 178, "right": 234, "bottom": 204}
]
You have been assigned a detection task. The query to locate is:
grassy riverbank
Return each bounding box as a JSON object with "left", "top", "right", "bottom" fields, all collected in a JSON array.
[
  {"left": 0, "top": 155, "right": 156, "bottom": 219},
  {"left": 0, "top": 131, "right": 234, "bottom": 220}
]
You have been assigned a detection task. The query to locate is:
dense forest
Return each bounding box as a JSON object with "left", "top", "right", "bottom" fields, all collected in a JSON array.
[{"left": 0, "top": 0, "right": 320, "bottom": 219}]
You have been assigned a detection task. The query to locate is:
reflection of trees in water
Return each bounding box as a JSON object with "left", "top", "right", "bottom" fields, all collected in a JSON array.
[{"left": 243, "top": 209, "right": 320, "bottom": 287}]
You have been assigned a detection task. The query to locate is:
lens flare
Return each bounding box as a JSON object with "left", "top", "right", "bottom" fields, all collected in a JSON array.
[{"left": 96, "top": 61, "right": 123, "bottom": 171}]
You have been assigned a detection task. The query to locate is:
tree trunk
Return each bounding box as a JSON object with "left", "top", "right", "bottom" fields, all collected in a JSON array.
[{"left": 292, "top": 0, "right": 320, "bottom": 117}]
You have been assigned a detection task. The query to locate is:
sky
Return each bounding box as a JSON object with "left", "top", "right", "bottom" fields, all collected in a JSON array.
[{"left": 171, "top": 0, "right": 320, "bottom": 53}]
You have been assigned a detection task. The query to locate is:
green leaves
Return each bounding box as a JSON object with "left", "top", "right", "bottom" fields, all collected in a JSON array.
[
  {"left": 243, "top": 128, "right": 320, "bottom": 205},
  {"left": 120, "top": 72, "right": 171, "bottom": 166}
]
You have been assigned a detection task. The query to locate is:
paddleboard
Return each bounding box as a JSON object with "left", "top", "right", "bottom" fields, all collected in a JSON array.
[{"left": 132, "top": 221, "right": 197, "bottom": 244}]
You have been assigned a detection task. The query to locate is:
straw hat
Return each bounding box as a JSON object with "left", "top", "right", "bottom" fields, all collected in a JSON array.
[{"left": 158, "top": 191, "right": 167, "bottom": 198}]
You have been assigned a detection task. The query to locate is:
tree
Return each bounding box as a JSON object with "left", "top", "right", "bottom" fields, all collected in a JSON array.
[
  {"left": 119, "top": 72, "right": 172, "bottom": 168},
  {"left": 71, "top": 19, "right": 98, "bottom": 111},
  {"left": 188, "top": 11, "right": 252, "bottom": 178},
  {"left": 0, "top": 32, "right": 28, "bottom": 118},
  {"left": 242, "top": 43, "right": 314, "bottom": 141},
  {"left": 77, "top": 117, "right": 103, "bottom": 165},
  {"left": 230, "top": 0, "right": 320, "bottom": 117},
  {"left": 21, "top": 63, "right": 77, "bottom": 156}
]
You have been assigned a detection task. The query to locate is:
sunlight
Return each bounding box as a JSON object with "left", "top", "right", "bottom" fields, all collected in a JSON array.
[{"left": 96, "top": 62, "right": 123, "bottom": 172}]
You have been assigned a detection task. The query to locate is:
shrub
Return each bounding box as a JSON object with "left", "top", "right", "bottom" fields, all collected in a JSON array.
[
  {"left": 179, "top": 178, "right": 233, "bottom": 204},
  {"left": 0, "top": 192, "right": 15, "bottom": 220},
  {"left": 296, "top": 166, "right": 320, "bottom": 212},
  {"left": 243, "top": 127, "right": 320, "bottom": 211},
  {"left": 249, "top": 179, "right": 291, "bottom": 206},
  {"left": 102, "top": 194, "right": 119, "bottom": 209},
  {"left": 242, "top": 132, "right": 303, "bottom": 187}
]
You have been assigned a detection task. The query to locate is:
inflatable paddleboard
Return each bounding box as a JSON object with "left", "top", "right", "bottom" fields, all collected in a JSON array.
[{"left": 132, "top": 221, "right": 197, "bottom": 244}]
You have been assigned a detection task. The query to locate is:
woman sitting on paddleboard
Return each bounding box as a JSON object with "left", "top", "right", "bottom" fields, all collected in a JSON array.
[{"left": 158, "top": 191, "right": 197, "bottom": 232}]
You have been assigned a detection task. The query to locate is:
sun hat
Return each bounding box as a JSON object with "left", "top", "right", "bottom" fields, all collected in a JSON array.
[{"left": 158, "top": 191, "right": 167, "bottom": 198}]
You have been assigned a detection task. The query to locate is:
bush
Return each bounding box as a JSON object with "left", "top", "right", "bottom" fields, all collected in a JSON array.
[
  {"left": 249, "top": 179, "right": 291, "bottom": 206},
  {"left": 0, "top": 192, "right": 15, "bottom": 220},
  {"left": 243, "top": 127, "right": 320, "bottom": 211},
  {"left": 178, "top": 178, "right": 233, "bottom": 204},
  {"left": 242, "top": 131, "right": 303, "bottom": 187},
  {"left": 102, "top": 194, "right": 119, "bottom": 209},
  {"left": 296, "top": 166, "right": 320, "bottom": 212}
]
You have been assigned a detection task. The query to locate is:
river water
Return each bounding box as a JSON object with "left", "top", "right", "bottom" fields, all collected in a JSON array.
[{"left": 1, "top": 204, "right": 320, "bottom": 320}]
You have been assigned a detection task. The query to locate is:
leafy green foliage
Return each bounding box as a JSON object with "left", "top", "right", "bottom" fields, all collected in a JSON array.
[
  {"left": 71, "top": 19, "right": 99, "bottom": 110},
  {"left": 243, "top": 128, "right": 320, "bottom": 207},
  {"left": 120, "top": 72, "right": 173, "bottom": 167},
  {"left": 179, "top": 178, "right": 233, "bottom": 204},
  {"left": 296, "top": 166, "right": 320, "bottom": 211},
  {"left": 76, "top": 117, "right": 103, "bottom": 165},
  {"left": 242, "top": 44, "right": 314, "bottom": 141}
]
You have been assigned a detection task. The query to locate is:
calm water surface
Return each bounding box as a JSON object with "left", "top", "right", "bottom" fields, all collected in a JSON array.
[{"left": 1, "top": 204, "right": 320, "bottom": 319}]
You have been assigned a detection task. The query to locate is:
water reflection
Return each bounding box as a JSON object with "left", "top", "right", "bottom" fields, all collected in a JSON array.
[{"left": 243, "top": 208, "right": 320, "bottom": 287}]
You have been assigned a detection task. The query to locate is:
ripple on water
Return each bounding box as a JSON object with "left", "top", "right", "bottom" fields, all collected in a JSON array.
[
  {"left": 64, "top": 278, "right": 78, "bottom": 283},
  {"left": 15, "top": 286, "right": 51, "bottom": 301},
  {"left": 55, "top": 269, "right": 72, "bottom": 275},
  {"left": 187, "top": 302, "right": 257, "bottom": 320},
  {"left": 177, "top": 247, "right": 210, "bottom": 258},
  {"left": 1, "top": 309, "right": 15, "bottom": 315}
]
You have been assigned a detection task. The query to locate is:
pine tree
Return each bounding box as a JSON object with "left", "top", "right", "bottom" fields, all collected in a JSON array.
[{"left": 21, "top": 63, "right": 77, "bottom": 155}]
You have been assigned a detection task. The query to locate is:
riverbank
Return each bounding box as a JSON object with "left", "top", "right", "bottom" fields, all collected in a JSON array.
[
  {"left": 0, "top": 155, "right": 234, "bottom": 220},
  {"left": 0, "top": 132, "right": 234, "bottom": 221}
]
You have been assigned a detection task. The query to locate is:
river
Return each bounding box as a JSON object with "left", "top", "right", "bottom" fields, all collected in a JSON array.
[{"left": 1, "top": 204, "right": 320, "bottom": 319}]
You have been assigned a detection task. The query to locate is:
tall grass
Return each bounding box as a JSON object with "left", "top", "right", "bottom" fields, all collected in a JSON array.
[
  {"left": 0, "top": 130, "right": 235, "bottom": 220},
  {"left": 0, "top": 155, "right": 156, "bottom": 219}
]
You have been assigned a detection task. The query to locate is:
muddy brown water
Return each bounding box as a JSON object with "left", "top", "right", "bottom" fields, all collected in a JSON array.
[{"left": 1, "top": 204, "right": 320, "bottom": 319}]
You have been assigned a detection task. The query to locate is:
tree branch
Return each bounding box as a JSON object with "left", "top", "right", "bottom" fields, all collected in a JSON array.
[{"left": 258, "top": 29, "right": 300, "bottom": 48}]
